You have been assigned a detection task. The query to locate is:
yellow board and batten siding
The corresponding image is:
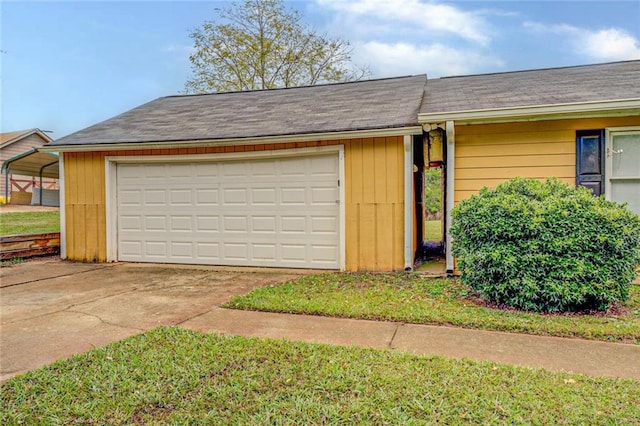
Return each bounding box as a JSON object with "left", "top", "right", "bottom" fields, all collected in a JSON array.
[
  {"left": 63, "top": 136, "right": 406, "bottom": 271},
  {"left": 454, "top": 116, "right": 640, "bottom": 204},
  {"left": 344, "top": 137, "right": 405, "bottom": 271}
]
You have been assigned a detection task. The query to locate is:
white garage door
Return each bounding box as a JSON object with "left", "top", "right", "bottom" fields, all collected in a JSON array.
[{"left": 116, "top": 153, "right": 340, "bottom": 269}]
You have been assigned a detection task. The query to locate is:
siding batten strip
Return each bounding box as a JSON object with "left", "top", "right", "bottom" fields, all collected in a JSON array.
[
  {"left": 403, "top": 135, "right": 413, "bottom": 270},
  {"left": 445, "top": 121, "right": 455, "bottom": 274}
]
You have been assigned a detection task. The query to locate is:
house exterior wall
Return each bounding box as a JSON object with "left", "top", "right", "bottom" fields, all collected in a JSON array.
[
  {"left": 63, "top": 136, "right": 406, "bottom": 271},
  {"left": 453, "top": 116, "right": 640, "bottom": 204},
  {"left": 0, "top": 134, "right": 55, "bottom": 196}
]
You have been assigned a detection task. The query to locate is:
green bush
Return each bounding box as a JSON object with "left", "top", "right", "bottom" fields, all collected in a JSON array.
[{"left": 451, "top": 177, "right": 640, "bottom": 312}]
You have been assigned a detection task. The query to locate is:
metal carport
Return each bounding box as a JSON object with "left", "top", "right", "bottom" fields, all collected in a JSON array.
[{"left": 1, "top": 148, "right": 59, "bottom": 205}]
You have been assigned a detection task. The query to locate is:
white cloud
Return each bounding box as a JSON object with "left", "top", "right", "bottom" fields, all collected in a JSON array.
[
  {"left": 317, "top": 0, "right": 491, "bottom": 45},
  {"left": 353, "top": 41, "right": 503, "bottom": 77},
  {"left": 524, "top": 21, "right": 640, "bottom": 61},
  {"left": 582, "top": 29, "right": 640, "bottom": 61}
]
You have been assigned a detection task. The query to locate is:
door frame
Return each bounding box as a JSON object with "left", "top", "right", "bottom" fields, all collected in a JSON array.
[
  {"left": 104, "top": 145, "right": 345, "bottom": 269},
  {"left": 604, "top": 126, "right": 640, "bottom": 202}
]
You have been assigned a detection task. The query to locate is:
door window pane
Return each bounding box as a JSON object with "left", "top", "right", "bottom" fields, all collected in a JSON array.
[{"left": 612, "top": 134, "right": 640, "bottom": 177}]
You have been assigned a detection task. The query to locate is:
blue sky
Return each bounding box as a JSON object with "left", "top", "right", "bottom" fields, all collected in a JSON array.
[{"left": 2, "top": 0, "right": 639, "bottom": 139}]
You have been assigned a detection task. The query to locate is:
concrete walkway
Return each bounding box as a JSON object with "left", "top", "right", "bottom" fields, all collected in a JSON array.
[
  {"left": 182, "top": 308, "right": 640, "bottom": 380},
  {"left": 2, "top": 259, "right": 639, "bottom": 381}
]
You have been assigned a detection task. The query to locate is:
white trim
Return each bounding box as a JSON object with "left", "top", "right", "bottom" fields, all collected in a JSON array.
[
  {"left": 403, "top": 135, "right": 413, "bottom": 270},
  {"left": 338, "top": 148, "right": 346, "bottom": 271},
  {"left": 58, "top": 153, "right": 66, "bottom": 259},
  {"left": 41, "top": 126, "right": 423, "bottom": 153},
  {"left": 445, "top": 121, "right": 455, "bottom": 273},
  {"left": 104, "top": 145, "right": 346, "bottom": 269},
  {"left": 419, "top": 99, "right": 640, "bottom": 125},
  {"left": 105, "top": 158, "right": 118, "bottom": 262},
  {"left": 604, "top": 126, "right": 640, "bottom": 203}
]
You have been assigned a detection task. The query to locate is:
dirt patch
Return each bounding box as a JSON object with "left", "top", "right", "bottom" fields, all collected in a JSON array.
[
  {"left": 0, "top": 205, "right": 59, "bottom": 213},
  {"left": 464, "top": 293, "right": 634, "bottom": 318}
]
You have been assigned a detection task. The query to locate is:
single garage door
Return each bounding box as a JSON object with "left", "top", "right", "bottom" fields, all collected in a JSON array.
[{"left": 116, "top": 153, "right": 340, "bottom": 269}]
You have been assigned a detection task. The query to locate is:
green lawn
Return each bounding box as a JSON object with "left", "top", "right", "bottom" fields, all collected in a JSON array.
[
  {"left": 2, "top": 327, "right": 638, "bottom": 424},
  {"left": 226, "top": 273, "right": 640, "bottom": 344},
  {"left": 424, "top": 219, "right": 442, "bottom": 241},
  {"left": 0, "top": 211, "right": 60, "bottom": 236}
]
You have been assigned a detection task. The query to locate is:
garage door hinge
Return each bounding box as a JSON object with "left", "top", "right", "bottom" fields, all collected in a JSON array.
[{"left": 338, "top": 179, "right": 340, "bottom": 187}]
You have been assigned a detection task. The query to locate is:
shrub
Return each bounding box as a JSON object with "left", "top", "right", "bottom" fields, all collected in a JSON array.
[{"left": 451, "top": 177, "right": 640, "bottom": 312}]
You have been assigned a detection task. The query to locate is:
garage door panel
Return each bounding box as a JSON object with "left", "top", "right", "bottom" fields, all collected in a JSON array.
[
  {"left": 119, "top": 190, "right": 142, "bottom": 206},
  {"left": 223, "top": 188, "right": 248, "bottom": 205},
  {"left": 312, "top": 245, "right": 339, "bottom": 262},
  {"left": 311, "top": 187, "right": 338, "bottom": 204},
  {"left": 281, "top": 216, "right": 306, "bottom": 233},
  {"left": 120, "top": 241, "right": 142, "bottom": 257},
  {"left": 251, "top": 188, "right": 277, "bottom": 205},
  {"left": 196, "top": 242, "right": 220, "bottom": 259},
  {"left": 144, "top": 190, "right": 167, "bottom": 206},
  {"left": 145, "top": 241, "right": 167, "bottom": 257},
  {"left": 311, "top": 216, "right": 338, "bottom": 233},
  {"left": 281, "top": 187, "right": 307, "bottom": 205},
  {"left": 170, "top": 216, "right": 193, "bottom": 232},
  {"left": 196, "top": 189, "right": 219, "bottom": 205},
  {"left": 253, "top": 244, "right": 277, "bottom": 261},
  {"left": 170, "top": 189, "right": 192, "bottom": 205},
  {"left": 117, "top": 153, "right": 340, "bottom": 268},
  {"left": 170, "top": 242, "right": 193, "bottom": 258},
  {"left": 252, "top": 216, "right": 277, "bottom": 233},
  {"left": 196, "top": 216, "right": 219, "bottom": 232},
  {"left": 195, "top": 163, "right": 219, "bottom": 177}
]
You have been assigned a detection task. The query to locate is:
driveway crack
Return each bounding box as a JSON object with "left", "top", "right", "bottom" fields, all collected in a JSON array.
[
  {"left": 65, "top": 308, "right": 145, "bottom": 332},
  {"left": 3, "top": 288, "right": 140, "bottom": 324},
  {"left": 0, "top": 266, "right": 112, "bottom": 289}
]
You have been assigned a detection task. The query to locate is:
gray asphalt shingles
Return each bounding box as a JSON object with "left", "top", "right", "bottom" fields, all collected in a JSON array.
[
  {"left": 49, "top": 60, "right": 639, "bottom": 147},
  {"left": 421, "top": 60, "right": 640, "bottom": 114},
  {"left": 50, "top": 75, "right": 427, "bottom": 146}
]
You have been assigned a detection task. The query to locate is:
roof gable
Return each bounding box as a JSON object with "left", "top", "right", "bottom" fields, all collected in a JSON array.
[{"left": 0, "top": 129, "right": 53, "bottom": 149}]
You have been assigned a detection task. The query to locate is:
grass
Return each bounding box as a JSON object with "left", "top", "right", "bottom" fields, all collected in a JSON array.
[
  {"left": 424, "top": 219, "right": 442, "bottom": 241},
  {"left": 226, "top": 273, "right": 640, "bottom": 344},
  {"left": 0, "top": 211, "right": 60, "bottom": 235},
  {"left": 2, "top": 327, "right": 638, "bottom": 424}
]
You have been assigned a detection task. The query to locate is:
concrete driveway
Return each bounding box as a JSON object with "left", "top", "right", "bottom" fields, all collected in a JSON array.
[{"left": 0, "top": 258, "right": 303, "bottom": 381}]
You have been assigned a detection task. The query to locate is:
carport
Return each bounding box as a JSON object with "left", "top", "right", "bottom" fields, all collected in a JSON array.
[{"left": 1, "top": 148, "right": 60, "bottom": 206}]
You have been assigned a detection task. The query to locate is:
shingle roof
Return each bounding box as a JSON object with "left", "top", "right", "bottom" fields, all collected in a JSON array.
[
  {"left": 50, "top": 75, "right": 427, "bottom": 146},
  {"left": 420, "top": 60, "right": 640, "bottom": 114}
]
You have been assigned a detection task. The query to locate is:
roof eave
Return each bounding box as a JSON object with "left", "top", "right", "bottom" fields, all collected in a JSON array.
[
  {"left": 418, "top": 99, "right": 640, "bottom": 125},
  {"left": 40, "top": 126, "right": 424, "bottom": 153}
]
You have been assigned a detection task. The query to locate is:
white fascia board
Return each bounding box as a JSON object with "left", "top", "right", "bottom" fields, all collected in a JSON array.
[
  {"left": 40, "top": 126, "right": 423, "bottom": 153},
  {"left": 419, "top": 99, "right": 640, "bottom": 125}
]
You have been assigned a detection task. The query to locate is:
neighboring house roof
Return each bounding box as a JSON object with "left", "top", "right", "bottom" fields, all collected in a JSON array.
[
  {"left": 49, "top": 75, "right": 427, "bottom": 147},
  {"left": 0, "top": 128, "right": 53, "bottom": 149},
  {"left": 420, "top": 60, "right": 640, "bottom": 123}
]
